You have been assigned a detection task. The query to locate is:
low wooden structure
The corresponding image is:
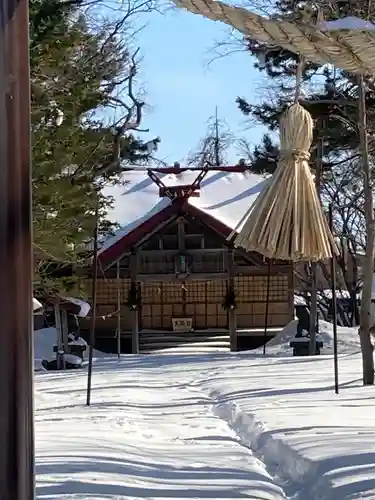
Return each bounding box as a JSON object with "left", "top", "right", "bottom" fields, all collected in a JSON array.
[{"left": 79, "top": 166, "right": 294, "bottom": 353}]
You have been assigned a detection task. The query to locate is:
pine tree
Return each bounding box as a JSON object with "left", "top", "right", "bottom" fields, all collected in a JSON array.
[{"left": 30, "top": 0, "right": 159, "bottom": 293}]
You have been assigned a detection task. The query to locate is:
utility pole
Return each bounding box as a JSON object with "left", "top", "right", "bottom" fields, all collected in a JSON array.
[{"left": 0, "top": 0, "right": 35, "bottom": 498}]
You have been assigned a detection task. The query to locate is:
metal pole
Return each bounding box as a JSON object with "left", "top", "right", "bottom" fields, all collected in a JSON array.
[
  {"left": 0, "top": 0, "right": 35, "bottom": 497},
  {"left": 329, "top": 204, "right": 339, "bottom": 394},
  {"left": 117, "top": 260, "right": 121, "bottom": 359},
  {"left": 86, "top": 200, "right": 99, "bottom": 406},
  {"left": 263, "top": 259, "right": 271, "bottom": 355},
  {"left": 309, "top": 128, "right": 324, "bottom": 354}
]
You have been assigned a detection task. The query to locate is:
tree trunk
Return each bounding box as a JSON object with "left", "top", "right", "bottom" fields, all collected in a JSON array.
[{"left": 358, "top": 75, "right": 374, "bottom": 385}]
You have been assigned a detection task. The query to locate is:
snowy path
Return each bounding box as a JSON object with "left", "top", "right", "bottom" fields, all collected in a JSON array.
[{"left": 35, "top": 359, "right": 286, "bottom": 499}]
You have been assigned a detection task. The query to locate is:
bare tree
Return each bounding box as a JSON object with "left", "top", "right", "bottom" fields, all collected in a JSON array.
[{"left": 187, "top": 109, "right": 234, "bottom": 166}]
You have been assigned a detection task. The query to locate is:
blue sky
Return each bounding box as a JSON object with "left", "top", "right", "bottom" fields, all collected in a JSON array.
[{"left": 136, "top": 7, "right": 268, "bottom": 164}]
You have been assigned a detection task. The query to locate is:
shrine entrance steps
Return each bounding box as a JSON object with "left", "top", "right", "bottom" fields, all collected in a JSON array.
[{"left": 139, "top": 329, "right": 230, "bottom": 353}]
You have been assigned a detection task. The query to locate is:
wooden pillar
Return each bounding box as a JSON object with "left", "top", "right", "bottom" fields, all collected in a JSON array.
[
  {"left": 116, "top": 260, "right": 121, "bottom": 358},
  {"left": 178, "top": 218, "right": 187, "bottom": 316},
  {"left": 226, "top": 247, "right": 237, "bottom": 351},
  {"left": 61, "top": 309, "right": 69, "bottom": 352},
  {"left": 0, "top": 0, "right": 35, "bottom": 496},
  {"left": 288, "top": 264, "right": 295, "bottom": 322},
  {"left": 177, "top": 218, "right": 185, "bottom": 250},
  {"left": 131, "top": 251, "right": 139, "bottom": 354},
  {"left": 54, "top": 304, "right": 64, "bottom": 369}
]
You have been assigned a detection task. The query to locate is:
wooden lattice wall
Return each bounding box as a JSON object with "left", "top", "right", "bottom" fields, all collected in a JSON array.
[
  {"left": 141, "top": 280, "right": 228, "bottom": 330},
  {"left": 79, "top": 278, "right": 132, "bottom": 336},
  {"left": 235, "top": 275, "right": 290, "bottom": 328},
  {"left": 80, "top": 271, "right": 292, "bottom": 334}
]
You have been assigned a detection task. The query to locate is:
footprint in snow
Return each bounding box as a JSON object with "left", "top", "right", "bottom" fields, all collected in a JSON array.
[{"left": 190, "top": 462, "right": 207, "bottom": 468}]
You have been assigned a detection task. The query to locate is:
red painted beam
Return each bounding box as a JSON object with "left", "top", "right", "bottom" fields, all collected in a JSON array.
[
  {"left": 123, "top": 165, "right": 250, "bottom": 174},
  {"left": 98, "top": 201, "right": 184, "bottom": 267}
]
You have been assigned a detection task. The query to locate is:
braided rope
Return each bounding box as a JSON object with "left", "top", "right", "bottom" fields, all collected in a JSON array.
[{"left": 175, "top": 0, "right": 375, "bottom": 74}]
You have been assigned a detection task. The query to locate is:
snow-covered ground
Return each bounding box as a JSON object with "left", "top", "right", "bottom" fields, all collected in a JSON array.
[{"left": 35, "top": 323, "right": 375, "bottom": 499}]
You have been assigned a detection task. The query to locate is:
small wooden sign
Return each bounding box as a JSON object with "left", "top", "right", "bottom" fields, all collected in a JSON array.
[{"left": 172, "top": 317, "right": 193, "bottom": 332}]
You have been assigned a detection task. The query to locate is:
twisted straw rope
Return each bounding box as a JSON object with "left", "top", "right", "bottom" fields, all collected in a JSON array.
[{"left": 173, "top": 0, "right": 375, "bottom": 74}]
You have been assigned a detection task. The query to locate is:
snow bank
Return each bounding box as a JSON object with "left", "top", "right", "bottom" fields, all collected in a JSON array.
[
  {"left": 259, "top": 320, "right": 360, "bottom": 356},
  {"left": 68, "top": 334, "right": 88, "bottom": 347},
  {"left": 34, "top": 327, "right": 56, "bottom": 371},
  {"left": 265, "top": 319, "right": 299, "bottom": 348},
  {"left": 34, "top": 327, "right": 113, "bottom": 371},
  {"left": 318, "top": 321, "right": 361, "bottom": 354},
  {"left": 64, "top": 353, "right": 83, "bottom": 366}
]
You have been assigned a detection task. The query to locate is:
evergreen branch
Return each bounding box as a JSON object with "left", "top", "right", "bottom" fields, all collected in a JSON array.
[{"left": 33, "top": 243, "right": 90, "bottom": 266}]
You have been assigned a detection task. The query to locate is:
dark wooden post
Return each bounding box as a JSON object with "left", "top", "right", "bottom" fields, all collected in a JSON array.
[
  {"left": 116, "top": 260, "right": 121, "bottom": 358},
  {"left": 328, "top": 204, "right": 339, "bottom": 394},
  {"left": 263, "top": 259, "right": 272, "bottom": 355},
  {"left": 287, "top": 264, "right": 295, "bottom": 322},
  {"left": 131, "top": 251, "right": 139, "bottom": 354},
  {"left": 226, "top": 247, "right": 237, "bottom": 351},
  {"left": 54, "top": 303, "right": 64, "bottom": 369},
  {"left": 0, "top": 0, "right": 35, "bottom": 497},
  {"left": 177, "top": 218, "right": 187, "bottom": 316},
  {"left": 61, "top": 309, "right": 70, "bottom": 353}
]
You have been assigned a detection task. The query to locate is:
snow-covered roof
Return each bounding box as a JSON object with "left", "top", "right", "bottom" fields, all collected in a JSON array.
[
  {"left": 318, "top": 17, "right": 375, "bottom": 32},
  {"left": 63, "top": 297, "right": 91, "bottom": 317},
  {"left": 101, "top": 169, "right": 267, "bottom": 254}
]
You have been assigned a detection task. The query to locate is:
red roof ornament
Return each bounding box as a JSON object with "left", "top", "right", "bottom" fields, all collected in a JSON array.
[{"left": 147, "top": 166, "right": 210, "bottom": 200}]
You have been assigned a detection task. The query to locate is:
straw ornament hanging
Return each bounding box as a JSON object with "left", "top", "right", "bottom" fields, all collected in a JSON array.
[{"left": 233, "top": 99, "right": 337, "bottom": 262}]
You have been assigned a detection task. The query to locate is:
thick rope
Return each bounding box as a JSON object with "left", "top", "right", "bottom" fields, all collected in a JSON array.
[{"left": 172, "top": 0, "right": 375, "bottom": 74}]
